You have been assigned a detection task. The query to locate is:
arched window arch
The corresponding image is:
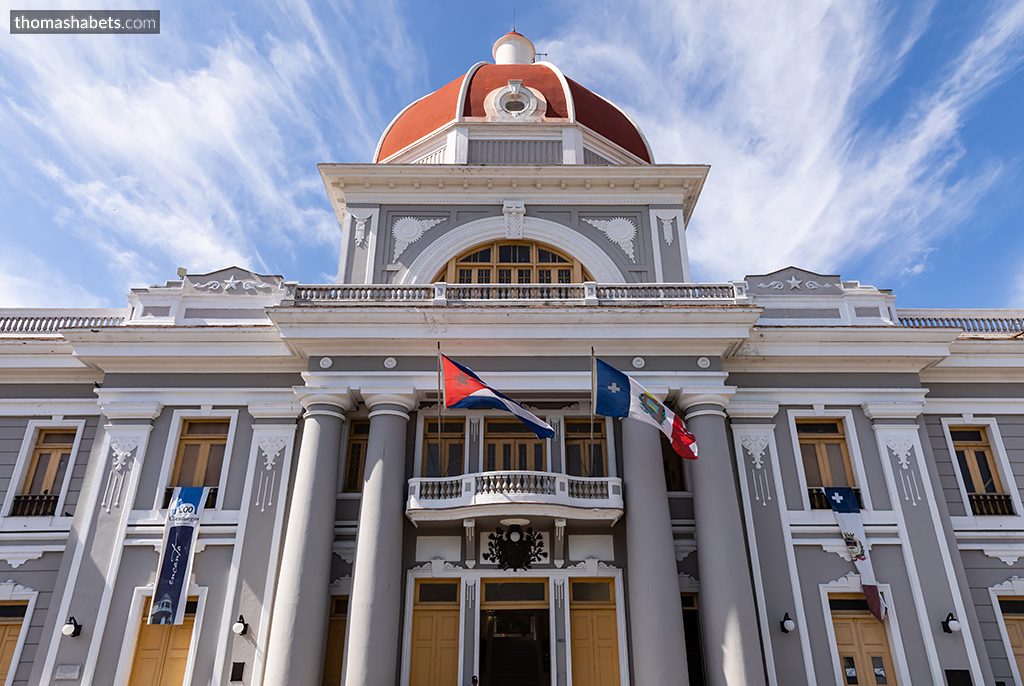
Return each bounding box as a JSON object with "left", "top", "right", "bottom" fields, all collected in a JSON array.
[{"left": 435, "top": 240, "right": 592, "bottom": 284}]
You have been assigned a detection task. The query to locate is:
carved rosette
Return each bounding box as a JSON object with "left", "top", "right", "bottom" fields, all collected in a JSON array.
[
  {"left": 583, "top": 217, "right": 637, "bottom": 261},
  {"left": 392, "top": 217, "right": 444, "bottom": 261}
]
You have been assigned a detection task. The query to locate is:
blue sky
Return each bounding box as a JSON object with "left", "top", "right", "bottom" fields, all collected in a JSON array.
[{"left": 1, "top": 0, "right": 1022, "bottom": 309}]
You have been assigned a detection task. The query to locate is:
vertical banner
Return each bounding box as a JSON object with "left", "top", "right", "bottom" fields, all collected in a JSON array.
[
  {"left": 824, "top": 487, "right": 887, "bottom": 621},
  {"left": 149, "top": 487, "right": 208, "bottom": 625}
]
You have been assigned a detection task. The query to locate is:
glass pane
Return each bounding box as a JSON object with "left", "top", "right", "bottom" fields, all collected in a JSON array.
[
  {"left": 29, "top": 452, "right": 52, "bottom": 494},
  {"left": 176, "top": 444, "right": 200, "bottom": 487},
  {"left": 533, "top": 443, "right": 544, "bottom": 471},
  {"left": 843, "top": 656, "right": 859, "bottom": 684},
  {"left": 477, "top": 269, "right": 491, "bottom": 284},
  {"left": 517, "top": 443, "right": 527, "bottom": 470},
  {"left": 800, "top": 443, "right": 823, "bottom": 486},
  {"left": 345, "top": 443, "right": 363, "bottom": 491},
  {"left": 487, "top": 444, "right": 496, "bottom": 472},
  {"left": 871, "top": 657, "right": 887, "bottom": 684},
  {"left": 518, "top": 269, "right": 531, "bottom": 284},
  {"left": 558, "top": 269, "right": 571, "bottom": 283},
  {"left": 826, "top": 443, "right": 850, "bottom": 487},
  {"left": 498, "top": 269, "right": 511, "bottom": 283},
  {"left": 950, "top": 430, "right": 984, "bottom": 442},
  {"left": 797, "top": 421, "right": 841, "bottom": 435},
  {"left": 489, "top": 422, "right": 535, "bottom": 434},
  {"left": 459, "top": 269, "right": 472, "bottom": 284},
  {"left": 447, "top": 443, "right": 463, "bottom": 476},
  {"left": 566, "top": 443, "right": 582, "bottom": 477},
  {"left": 955, "top": 450, "right": 976, "bottom": 492},
  {"left": 484, "top": 582, "right": 545, "bottom": 603},
  {"left": 498, "top": 245, "right": 512, "bottom": 263},
  {"left": 424, "top": 443, "right": 441, "bottom": 477},
  {"left": 185, "top": 421, "right": 229, "bottom": 435},
  {"left": 51, "top": 450, "right": 70, "bottom": 493},
  {"left": 538, "top": 249, "right": 552, "bottom": 263},
  {"left": 502, "top": 444, "right": 511, "bottom": 471},
  {"left": 538, "top": 269, "right": 551, "bottom": 283},
  {"left": 515, "top": 245, "right": 531, "bottom": 263},
  {"left": 974, "top": 450, "right": 997, "bottom": 493},
  {"left": 41, "top": 431, "right": 75, "bottom": 445},
  {"left": 351, "top": 422, "right": 370, "bottom": 435},
  {"left": 571, "top": 582, "right": 611, "bottom": 602},
  {"left": 590, "top": 444, "right": 604, "bottom": 477},
  {"left": 204, "top": 444, "right": 225, "bottom": 487},
  {"left": 419, "top": 582, "right": 458, "bottom": 603}
]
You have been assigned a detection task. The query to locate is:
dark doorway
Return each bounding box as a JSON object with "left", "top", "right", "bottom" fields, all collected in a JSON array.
[{"left": 479, "top": 609, "right": 551, "bottom": 686}]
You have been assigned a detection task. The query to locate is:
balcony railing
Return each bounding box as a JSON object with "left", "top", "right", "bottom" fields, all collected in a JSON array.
[
  {"left": 969, "top": 493, "right": 1015, "bottom": 516},
  {"left": 808, "top": 487, "right": 864, "bottom": 510},
  {"left": 897, "top": 309, "right": 1024, "bottom": 333},
  {"left": 290, "top": 282, "right": 746, "bottom": 307},
  {"left": 9, "top": 494, "right": 60, "bottom": 517},
  {"left": 407, "top": 471, "right": 623, "bottom": 523},
  {"left": 0, "top": 309, "right": 125, "bottom": 334}
]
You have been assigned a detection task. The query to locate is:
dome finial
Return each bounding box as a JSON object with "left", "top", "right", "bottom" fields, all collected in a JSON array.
[{"left": 493, "top": 30, "right": 535, "bottom": 65}]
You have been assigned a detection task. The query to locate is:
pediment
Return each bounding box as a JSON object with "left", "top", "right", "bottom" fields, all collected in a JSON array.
[
  {"left": 745, "top": 266, "right": 841, "bottom": 296},
  {"left": 183, "top": 267, "right": 284, "bottom": 296}
]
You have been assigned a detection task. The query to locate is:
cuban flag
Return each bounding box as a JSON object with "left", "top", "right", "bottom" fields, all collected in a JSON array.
[
  {"left": 593, "top": 358, "right": 697, "bottom": 459},
  {"left": 442, "top": 356, "right": 554, "bottom": 439},
  {"left": 825, "top": 486, "right": 887, "bottom": 622}
]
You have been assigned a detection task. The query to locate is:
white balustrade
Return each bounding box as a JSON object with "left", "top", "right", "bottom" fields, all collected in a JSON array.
[
  {"left": 0, "top": 309, "right": 126, "bottom": 334},
  {"left": 898, "top": 308, "right": 1024, "bottom": 333},
  {"left": 406, "top": 471, "right": 623, "bottom": 523}
]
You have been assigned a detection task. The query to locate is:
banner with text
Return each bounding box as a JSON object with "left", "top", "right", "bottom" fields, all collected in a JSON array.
[{"left": 148, "top": 487, "right": 208, "bottom": 625}]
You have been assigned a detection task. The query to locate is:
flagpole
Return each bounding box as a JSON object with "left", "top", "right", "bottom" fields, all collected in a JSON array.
[
  {"left": 437, "top": 342, "right": 444, "bottom": 476},
  {"left": 589, "top": 347, "right": 595, "bottom": 478}
]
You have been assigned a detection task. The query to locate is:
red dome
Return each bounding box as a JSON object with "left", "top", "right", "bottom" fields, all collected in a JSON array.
[{"left": 374, "top": 62, "right": 653, "bottom": 163}]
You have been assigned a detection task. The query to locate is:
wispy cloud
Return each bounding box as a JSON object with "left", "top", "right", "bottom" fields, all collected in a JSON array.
[
  {"left": 542, "top": 0, "right": 1024, "bottom": 285},
  {"left": 0, "top": 1, "right": 424, "bottom": 305}
]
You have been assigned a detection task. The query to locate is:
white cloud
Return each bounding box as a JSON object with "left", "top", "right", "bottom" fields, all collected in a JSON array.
[
  {"left": 0, "top": 250, "right": 106, "bottom": 308},
  {"left": 541, "top": 0, "right": 1024, "bottom": 284}
]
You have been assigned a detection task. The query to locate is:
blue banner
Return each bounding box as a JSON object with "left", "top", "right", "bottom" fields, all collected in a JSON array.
[{"left": 149, "top": 487, "right": 207, "bottom": 625}]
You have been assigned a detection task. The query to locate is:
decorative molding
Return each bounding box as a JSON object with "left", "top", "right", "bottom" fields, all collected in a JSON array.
[
  {"left": 992, "top": 576, "right": 1024, "bottom": 594},
  {"left": 253, "top": 436, "right": 287, "bottom": 513},
  {"left": 102, "top": 437, "right": 140, "bottom": 514},
  {"left": 655, "top": 212, "right": 675, "bottom": 246},
  {"left": 0, "top": 580, "right": 36, "bottom": 598},
  {"left": 503, "top": 200, "right": 526, "bottom": 238},
  {"left": 757, "top": 281, "right": 784, "bottom": 290},
  {"left": 0, "top": 549, "right": 50, "bottom": 569},
  {"left": 740, "top": 434, "right": 773, "bottom": 507},
  {"left": 674, "top": 539, "right": 696, "bottom": 561},
  {"left": 350, "top": 209, "right": 374, "bottom": 246},
  {"left": 187, "top": 274, "right": 280, "bottom": 295},
  {"left": 826, "top": 572, "right": 863, "bottom": 592},
  {"left": 332, "top": 540, "right": 356, "bottom": 564},
  {"left": 554, "top": 578, "right": 565, "bottom": 608},
  {"left": 982, "top": 547, "right": 1024, "bottom": 566},
  {"left": 886, "top": 435, "right": 922, "bottom": 505},
  {"left": 805, "top": 281, "right": 836, "bottom": 290},
  {"left": 566, "top": 558, "right": 617, "bottom": 575},
  {"left": 392, "top": 216, "right": 444, "bottom": 261},
  {"left": 678, "top": 573, "right": 700, "bottom": 593},
  {"left": 583, "top": 217, "right": 637, "bottom": 262}
]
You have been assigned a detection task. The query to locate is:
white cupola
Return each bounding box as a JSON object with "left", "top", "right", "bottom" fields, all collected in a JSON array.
[{"left": 492, "top": 31, "right": 536, "bottom": 65}]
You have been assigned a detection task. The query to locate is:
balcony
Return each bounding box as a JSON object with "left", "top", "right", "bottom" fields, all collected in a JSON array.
[
  {"left": 406, "top": 471, "right": 623, "bottom": 524},
  {"left": 9, "top": 494, "right": 60, "bottom": 517},
  {"left": 969, "top": 493, "right": 1015, "bottom": 516}
]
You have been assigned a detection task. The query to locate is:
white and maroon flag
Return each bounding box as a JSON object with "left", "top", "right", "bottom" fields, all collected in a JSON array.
[{"left": 824, "top": 487, "right": 887, "bottom": 621}]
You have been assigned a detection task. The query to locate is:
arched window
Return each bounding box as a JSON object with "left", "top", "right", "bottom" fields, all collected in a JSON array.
[{"left": 435, "top": 241, "right": 591, "bottom": 284}]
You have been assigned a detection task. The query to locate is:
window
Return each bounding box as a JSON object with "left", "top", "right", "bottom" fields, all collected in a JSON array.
[
  {"left": 422, "top": 419, "right": 465, "bottom": 478},
  {"left": 680, "top": 595, "right": 707, "bottom": 686},
  {"left": 662, "top": 433, "right": 686, "bottom": 492},
  {"left": 11, "top": 429, "right": 75, "bottom": 516},
  {"left": 565, "top": 419, "right": 607, "bottom": 477},
  {"left": 485, "top": 420, "right": 546, "bottom": 472},
  {"left": 343, "top": 421, "right": 370, "bottom": 493},
  {"left": 0, "top": 602, "right": 28, "bottom": 681},
  {"left": 165, "top": 420, "right": 228, "bottom": 508},
  {"left": 797, "top": 420, "right": 859, "bottom": 509},
  {"left": 436, "top": 241, "right": 591, "bottom": 285},
  {"left": 951, "top": 427, "right": 1014, "bottom": 515},
  {"left": 323, "top": 596, "right": 349, "bottom": 686}
]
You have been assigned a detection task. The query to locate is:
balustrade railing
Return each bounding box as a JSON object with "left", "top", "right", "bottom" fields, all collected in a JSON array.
[
  {"left": 290, "top": 282, "right": 745, "bottom": 306},
  {"left": 969, "top": 493, "right": 1015, "bottom": 516},
  {"left": 9, "top": 493, "right": 60, "bottom": 517},
  {"left": 0, "top": 309, "right": 125, "bottom": 333},
  {"left": 476, "top": 472, "right": 557, "bottom": 496},
  {"left": 898, "top": 309, "right": 1024, "bottom": 333},
  {"left": 418, "top": 478, "right": 463, "bottom": 500}
]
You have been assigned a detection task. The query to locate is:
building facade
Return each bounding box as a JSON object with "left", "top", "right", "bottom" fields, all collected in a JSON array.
[{"left": 1, "top": 31, "right": 1023, "bottom": 686}]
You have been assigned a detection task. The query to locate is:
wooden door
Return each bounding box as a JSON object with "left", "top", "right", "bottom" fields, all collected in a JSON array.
[
  {"left": 570, "top": 609, "right": 620, "bottom": 686},
  {"left": 409, "top": 608, "right": 460, "bottom": 686},
  {"left": 0, "top": 621, "right": 24, "bottom": 682},
  {"left": 832, "top": 616, "right": 897, "bottom": 685},
  {"left": 1003, "top": 616, "right": 1024, "bottom": 679},
  {"left": 323, "top": 597, "right": 348, "bottom": 686},
  {"left": 128, "top": 599, "right": 195, "bottom": 686}
]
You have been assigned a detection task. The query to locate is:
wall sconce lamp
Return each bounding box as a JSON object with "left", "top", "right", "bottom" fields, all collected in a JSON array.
[
  {"left": 62, "top": 616, "right": 82, "bottom": 637},
  {"left": 780, "top": 612, "right": 796, "bottom": 633},
  {"left": 941, "top": 613, "right": 961, "bottom": 634},
  {"left": 232, "top": 615, "right": 249, "bottom": 636}
]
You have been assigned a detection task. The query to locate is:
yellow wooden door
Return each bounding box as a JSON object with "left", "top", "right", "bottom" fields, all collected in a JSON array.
[
  {"left": 323, "top": 597, "right": 348, "bottom": 686},
  {"left": 832, "top": 615, "right": 897, "bottom": 685},
  {"left": 128, "top": 600, "right": 195, "bottom": 686},
  {"left": 570, "top": 609, "right": 620, "bottom": 686},
  {"left": 0, "top": 622, "right": 24, "bottom": 682},
  {"left": 410, "top": 608, "right": 459, "bottom": 686},
  {"left": 1003, "top": 616, "right": 1024, "bottom": 679}
]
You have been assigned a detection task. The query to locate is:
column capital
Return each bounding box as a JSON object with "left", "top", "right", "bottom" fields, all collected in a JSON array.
[
  {"left": 360, "top": 387, "right": 418, "bottom": 412},
  {"left": 292, "top": 386, "right": 356, "bottom": 412},
  {"left": 675, "top": 388, "right": 735, "bottom": 416}
]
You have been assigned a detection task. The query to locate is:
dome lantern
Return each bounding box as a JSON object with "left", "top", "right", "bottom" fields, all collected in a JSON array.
[{"left": 493, "top": 31, "right": 535, "bottom": 65}]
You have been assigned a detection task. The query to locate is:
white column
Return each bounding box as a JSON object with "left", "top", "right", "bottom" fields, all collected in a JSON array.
[
  {"left": 621, "top": 419, "right": 690, "bottom": 685},
  {"left": 682, "top": 394, "right": 766, "bottom": 686},
  {"left": 264, "top": 391, "right": 353, "bottom": 685},
  {"left": 343, "top": 389, "right": 417, "bottom": 686}
]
